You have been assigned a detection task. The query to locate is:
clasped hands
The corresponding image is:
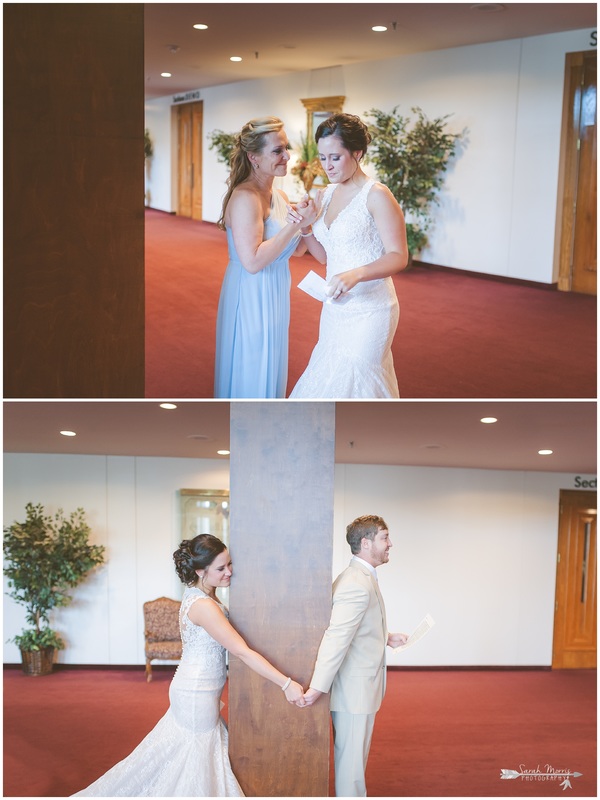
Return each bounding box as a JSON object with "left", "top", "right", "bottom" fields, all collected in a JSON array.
[
  {"left": 286, "top": 194, "right": 320, "bottom": 230},
  {"left": 283, "top": 681, "right": 323, "bottom": 708}
]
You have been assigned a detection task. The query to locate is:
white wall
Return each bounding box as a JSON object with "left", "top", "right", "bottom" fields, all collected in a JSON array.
[
  {"left": 4, "top": 452, "right": 593, "bottom": 667},
  {"left": 3, "top": 453, "right": 229, "bottom": 666},
  {"left": 145, "top": 28, "right": 595, "bottom": 284},
  {"left": 333, "top": 465, "right": 590, "bottom": 667}
]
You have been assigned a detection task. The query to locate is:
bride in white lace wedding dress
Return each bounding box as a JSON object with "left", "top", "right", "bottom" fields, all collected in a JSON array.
[
  {"left": 289, "top": 114, "right": 408, "bottom": 399},
  {"left": 73, "top": 535, "right": 304, "bottom": 797}
]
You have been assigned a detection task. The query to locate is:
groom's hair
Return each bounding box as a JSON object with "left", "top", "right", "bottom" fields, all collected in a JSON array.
[{"left": 346, "top": 515, "right": 388, "bottom": 554}]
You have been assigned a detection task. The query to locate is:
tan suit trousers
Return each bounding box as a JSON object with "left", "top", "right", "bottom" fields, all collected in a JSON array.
[{"left": 331, "top": 710, "right": 376, "bottom": 797}]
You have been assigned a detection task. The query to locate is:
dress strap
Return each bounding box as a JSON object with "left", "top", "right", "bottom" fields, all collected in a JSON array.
[{"left": 362, "top": 178, "right": 376, "bottom": 193}]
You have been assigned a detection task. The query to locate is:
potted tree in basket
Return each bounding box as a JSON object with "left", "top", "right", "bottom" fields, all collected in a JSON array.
[
  {"left": 3, "top": 502, "right": 105, "bottom": 676},
  {"left": 365, "top": 106, "right": 462, "bottom": 260}
]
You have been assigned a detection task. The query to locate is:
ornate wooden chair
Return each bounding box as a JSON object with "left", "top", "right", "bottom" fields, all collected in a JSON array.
[{"left": 143, "top": 596, "right": 182, "bottom": 682}]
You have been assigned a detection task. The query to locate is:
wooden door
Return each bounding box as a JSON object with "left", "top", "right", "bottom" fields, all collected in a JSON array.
[
  {"left": 557, "top": 52, "right": 597, "bottom": 295},
  {"left": 552, "top": 490, "right": 597, "bottom": 668},
  {"left": 177, "top": 101, "right": 203, "bottom": 220}
]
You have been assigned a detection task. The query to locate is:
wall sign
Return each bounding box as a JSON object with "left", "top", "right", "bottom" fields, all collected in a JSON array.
[
  {"left": 573, "top": 475, "right": 597, "bottom": 489},
  {"left": 173, "top": 90, "right": 201, "bottom": 105}
]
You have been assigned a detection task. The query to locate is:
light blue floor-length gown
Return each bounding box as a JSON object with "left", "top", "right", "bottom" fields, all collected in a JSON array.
[{"left": 214, "top": 190, "right": 300, "bottom": 398}]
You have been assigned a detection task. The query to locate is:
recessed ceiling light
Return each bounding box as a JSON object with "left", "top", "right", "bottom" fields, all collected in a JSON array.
[
  {"left": 230, "top": 56, "right": 242, "bottom": 62},
  {"left": 538, "top": 449, "right": 554, "bottom": 456},
  {"left": 159, "top": 403, "right": 177, "bottom": 410},
  {"left": 60, "top": 430, "right": 77, "bottom": 437},
  {"left": 217, "top": 449, "right": 230, "bottom": 456},
  {"left": 372, "top": 25, "right": 388, "bottom": 32},
  {"left": 161, "top": 72, "right": 172, "bottom": 78},
  {"left": 480, "top": 417, "right": 498, "bottom": 424},
  {"left": 193, "top": 23, "right": 208, "bottom": 30}
]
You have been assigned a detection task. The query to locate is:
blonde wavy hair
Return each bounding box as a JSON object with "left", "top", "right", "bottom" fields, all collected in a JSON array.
[{"left": 217, "top": 116, "right": 285, "bottom": 230}]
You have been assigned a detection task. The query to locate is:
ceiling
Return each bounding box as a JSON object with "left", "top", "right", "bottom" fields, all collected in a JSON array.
[
  {"left": 143, "top": 3, "right": 597, "bottom": 98},
  {"left": 3, "top": 401, "right": 596, "bottom": 474}
]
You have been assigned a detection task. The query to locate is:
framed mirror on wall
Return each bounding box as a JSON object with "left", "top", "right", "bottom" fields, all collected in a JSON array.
[
  {"left": 177, "top": 489, "right": 230, "bottom": 601},
  {"left": 301, "top": 95, "right": 345, "bottom": 140},
  {"left": 300, "top": 96, "right": 345, "bottom": 189}
]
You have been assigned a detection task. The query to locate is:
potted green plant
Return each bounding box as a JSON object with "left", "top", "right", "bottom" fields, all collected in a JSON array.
[
  {"left": 3, "top": 502, "right": 105, "bottom": 676},
  {"left": 207, "top": 129, "right": 237, "bottom": 166},
  {"left": 365, "top": 106, "right": 462, "bottom": 259},
  {"left": 144, "top": 128, "right": 154, "bottom": 206},
  {"left": 144, "top": 128, "right": 154, "bottom": 160}
]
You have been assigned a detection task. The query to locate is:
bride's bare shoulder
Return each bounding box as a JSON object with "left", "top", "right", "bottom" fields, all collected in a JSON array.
[{"left": 368, "top": 181, "right": 401, "bottom": 210}]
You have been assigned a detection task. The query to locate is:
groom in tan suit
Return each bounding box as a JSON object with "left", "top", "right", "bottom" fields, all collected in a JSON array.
[{"left": 301, "top": 515, "right": 407, "bottom": 796}]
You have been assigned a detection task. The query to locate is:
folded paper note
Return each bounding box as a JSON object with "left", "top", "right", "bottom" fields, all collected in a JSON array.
[
  {"left": 297, "top": 270, "right": 328, "bottom": 302},
  {"left": 297, "top": 271, "right": 353, "bottom": 304},
  {"left": 393, "top": 613, "right": 435, "bottom": 652}
]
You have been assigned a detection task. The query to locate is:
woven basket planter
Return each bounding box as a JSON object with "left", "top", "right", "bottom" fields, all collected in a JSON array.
[{"left": 20, "top": 647, "right": 55, "bottom": 676}]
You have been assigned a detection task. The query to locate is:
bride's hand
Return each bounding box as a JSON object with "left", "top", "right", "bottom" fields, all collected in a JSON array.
[
  {"left": 326, "top": 267, "right": 364, "bottom": 299},
  {"left": 286, "top": 193, "right": 310, "bottom": 225},
  {"left": 284, "top": 679, "right": 306, "bottom": 706},
  {"left": 286, "top": 195, "right": 320, "bottom": 227},
  {"left": 300, "top": 196, "right": 321, "bottom": 227}
]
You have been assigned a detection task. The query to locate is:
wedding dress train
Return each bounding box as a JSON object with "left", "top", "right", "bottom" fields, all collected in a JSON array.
[{"left": 73, "top": 588, "right": 244, "bottom": 797}]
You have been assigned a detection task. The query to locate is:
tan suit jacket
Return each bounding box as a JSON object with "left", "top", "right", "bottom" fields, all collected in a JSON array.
[{"left": 310, "top": 559, "right": 388, "bottom": 714}]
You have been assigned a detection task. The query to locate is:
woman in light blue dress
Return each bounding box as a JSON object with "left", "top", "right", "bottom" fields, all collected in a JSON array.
[{"left": 214, "top": 117, "right": 319, "bottom": 398}]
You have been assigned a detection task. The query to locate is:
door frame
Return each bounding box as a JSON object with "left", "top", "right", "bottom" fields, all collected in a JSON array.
[
  {"left": 555, "top": 51, "right": 597, "bottom": 293},
  {"left": 552, "top": 489, "right": 597, "bottom": 668}
]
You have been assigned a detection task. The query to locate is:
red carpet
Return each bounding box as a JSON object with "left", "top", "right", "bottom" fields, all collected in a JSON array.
[
  {"left": 3, "top": 666, "right": 596, "bottom": 797},
  {"left": 145, "top": 210, "right": 596, "bottom": 399}
]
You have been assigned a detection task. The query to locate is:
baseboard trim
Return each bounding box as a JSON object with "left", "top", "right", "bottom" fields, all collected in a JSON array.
[
  {"left": 5, "top": 662, "right": 558, "bottom": 672},
  {"left": 145, "top": 206, "right": 176, "bottom": 215},
  {"left": 387, "top": 664, "right": 553, "bottom": 671},
  {"left": 3, "top": 662, "right": 175, "bottom": 672},
  {"left": 412, "top": 260, "right": 559, "bottom": 291}
]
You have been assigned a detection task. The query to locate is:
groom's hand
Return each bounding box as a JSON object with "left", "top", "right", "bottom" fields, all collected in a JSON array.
[
  {"left": 301, "top": 687, "right": 323, "bottom": 707},
  {"left": 387, "top": 632, "right": 408, "bottom": 648}
]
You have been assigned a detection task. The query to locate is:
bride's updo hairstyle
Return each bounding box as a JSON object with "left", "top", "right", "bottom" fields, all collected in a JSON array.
[
  {"left": 173, "top": 534, "right": 227, "bottom": 586},
  {"left": 315, "top": 113, "right": 372, "bottom": 161},
  {"left": 217, "top": 116, "right": 286, "bottom": 229}
]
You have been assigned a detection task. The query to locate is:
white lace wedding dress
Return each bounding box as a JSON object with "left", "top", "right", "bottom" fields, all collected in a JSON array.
[
  {"left": 73, "top": 587, "right": 244, "bottom": 797},
  {"left": 290, "top": 179, "right": 400, "bottom": 398}
]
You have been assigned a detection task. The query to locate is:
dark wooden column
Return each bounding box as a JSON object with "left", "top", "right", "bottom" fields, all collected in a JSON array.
[
  {"left": 4, "top": 4, "right": 145, "bottom": 398},
  {"left": 229, "top": 402, "right": 334, "bottom": 796}
]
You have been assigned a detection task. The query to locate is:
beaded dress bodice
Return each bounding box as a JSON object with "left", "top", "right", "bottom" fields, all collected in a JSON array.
[
  {"left": 313, "top": 179, "right": 387, "bottom": 290},
  {"left": 179, "top": 587, "right": 227, "bottom": 674}
]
